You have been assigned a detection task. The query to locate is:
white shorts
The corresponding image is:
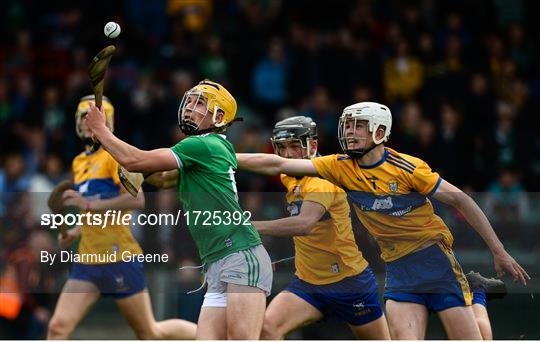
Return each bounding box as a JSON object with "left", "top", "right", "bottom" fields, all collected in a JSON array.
[{"left": 202, "top": 244, "right": 272, "bottom": 308}]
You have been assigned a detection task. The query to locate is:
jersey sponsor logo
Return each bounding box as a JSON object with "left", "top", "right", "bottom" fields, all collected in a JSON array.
[
  {"left": 371, "top": 197, "right": 393, "bottom": 210},
  {"left": 287, "top": 202, "right": 300, "bottom": 216},
  {"left": 359, "top": 197, "right": 413, "bottom": 216},
  {"left": 347, "top": 190, "right": 426, "bottom": 217}
]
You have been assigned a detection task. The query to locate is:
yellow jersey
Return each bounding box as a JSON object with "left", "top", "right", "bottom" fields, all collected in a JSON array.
[
  {"left": 312, "top": 147, "right": 453, "bottom": 262},
  {"left": 281, "top": 174, "right": 368, "bottom": 285},
  {"left": 72, "top": 148, "right": 142, "bottom": 263}
]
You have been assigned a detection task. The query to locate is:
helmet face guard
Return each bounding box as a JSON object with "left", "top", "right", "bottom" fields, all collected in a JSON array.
[
  {"left": 338, "top": 115, "right": 374, "bottom": 158},
  {"left": 271, "top": 134, "right": 315, "bottom": 159},
  {"left": 337, "top": 102, "right": 392, "bottom": 158},
  {"left": 178, "top": 90, "right": 214, "bottom": 135},
  {"left": 271, "top": 116, "right": 318, "bottom": 159},
  {"left": 177, "top": 80, "right": 237, "bottom": 136}
]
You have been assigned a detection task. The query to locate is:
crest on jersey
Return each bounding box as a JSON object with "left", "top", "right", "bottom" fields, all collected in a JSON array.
[
  {"left": 387, "top": 180, "right": 399, "bottom": 193},
  {"left": 293, "top": 185, "right": 301, "bottom": 196}
]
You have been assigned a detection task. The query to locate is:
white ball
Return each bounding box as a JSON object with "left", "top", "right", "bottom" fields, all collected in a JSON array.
[{"left": 104, "top": 21, "right": 121, "bottom": 39}]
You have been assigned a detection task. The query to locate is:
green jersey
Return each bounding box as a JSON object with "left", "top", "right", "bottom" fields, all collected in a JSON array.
[{"left": 170, "top": 134, "right": 261, "bottom": 263}]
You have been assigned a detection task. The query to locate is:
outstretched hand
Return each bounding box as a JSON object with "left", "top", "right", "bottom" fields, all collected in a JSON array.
[{"left": 493, "top": 250, "right": 530, "bottom": 285}]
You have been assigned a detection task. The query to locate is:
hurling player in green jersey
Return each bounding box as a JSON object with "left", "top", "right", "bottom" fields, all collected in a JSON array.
[{"left": 85, "top": 80, "right": 272, "bottom": 340}]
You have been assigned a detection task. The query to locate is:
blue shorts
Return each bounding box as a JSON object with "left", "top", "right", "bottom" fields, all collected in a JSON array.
[
  {"left": 286, "top": 266, "right": 383, "bottom": 326},
  {"left": 384, "top": 242, "right": 472, "bottom": 312},
  {"left": 69, "top": 261, "right": 146, "bottom": 299},
  {"left": 472, "top": 288, "right": 487, "bottom": 307}
]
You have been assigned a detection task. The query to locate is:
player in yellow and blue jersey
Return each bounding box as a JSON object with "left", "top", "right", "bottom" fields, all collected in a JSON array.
[
  {"left": 236, "top": 102, "right": 530, "bottom": 340},
  {"left": 46, "top": 95, "right": 196, "bottom": 340},
  {"left": 253, "top": 116, "right": 389, "bottom": 339}
]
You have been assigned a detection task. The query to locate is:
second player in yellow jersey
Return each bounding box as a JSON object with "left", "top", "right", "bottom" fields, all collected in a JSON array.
[
  {"left": 47, "top": 95, "right": 196, "bottom": 340},
  {"left": 252, "top": 116, "right": 390, "bottom": 339},
  {"left": 72, "top": 147, "right": 142, "bottom": 260}
]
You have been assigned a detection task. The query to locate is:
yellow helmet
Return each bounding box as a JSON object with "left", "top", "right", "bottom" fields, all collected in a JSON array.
[
  {"left": 178, "top": 79, "right": 237, "bottom": 135},
  {"left": 75, "top": 95, "right": 114, "bottom": 139}
]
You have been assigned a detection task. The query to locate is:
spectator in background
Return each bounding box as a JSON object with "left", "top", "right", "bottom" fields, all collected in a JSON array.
[
  {"left": 252, "top": 37, "right": 288, "bottom": 122},
  {"left": 392, "top": 101, "right": 422, "bottom": 153},
  {"left": 491, "top": 101, "right": 520, "bottom": 168},
  {"left": 125, "top": 0, "right": 167, "bottom": 44},
  {"left": 287, "top": 25, "right": 322, "bottom": 104},
  {"left": 42, "top": 85, "right": 66, "bottom": 152},
  {"left": 167, "top": 0, "right": 212, "bottom": 32},
  {"left": 486, "top": 35, "right": 505, "bottom": 79},
  {"left": 351, "top": 84, "right": 374, "bottom": 103},
  {"left": 12, "top": 73, "right": 35, "bottom": 121},
  {"left": 28, "top": 153, "right": 66, "bottom": 222},
  {"left": 507, "top": 23, "right": 534, "bottom": 75},
  {"left": 129, "top": 72, "right": 163, "bottom": 149},
  {"left": 416, "top": 118, "right": 437, "bottom": 164},
  {"left": 437, "top": 102, "right": 466, "bottom": 184},
  {"left": 0, "top": 230, "right": 59, "bottom": 339},
  {"left": 485, "top": 167, "right": 529, "bottom": 227},
  {"left": 416, "top": 32, "right": 439, "bottom": 101},
  {"left": 465, "top": 73, "right": 496, "bottom": 132},
  {"left": 383, "top": 39, "right": 423, "bottom": 103},
  {"left": 198, "top": 36, "right": 228, "bottom": 83},
  {"left": 300, "top": 87, "right": 338, "bottom": 154},
  {"left": 493, "top": 58, "right": 518, "bottom": 102},
  {"left": 0, "top": 153, "right": 32, "bottom": 216},
  {"left": 436, "top": 12, "right": 471, "bottom": 50},
  {"left": 435, "top": 35, "right": 466, "bottom": 101}
]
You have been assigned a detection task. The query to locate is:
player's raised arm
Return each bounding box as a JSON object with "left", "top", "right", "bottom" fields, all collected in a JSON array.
[
  {"left": 253, "top": 201, "right": 326, "bottom": 236},
  {"left": 432, "top": 179, "right": 531, "bottom": 285},
  {"left": 236, "top": 153, "right": 319, "bottom": 177},
  {"left": 85, "top": 102, "right": 178, "bottom": 173}
]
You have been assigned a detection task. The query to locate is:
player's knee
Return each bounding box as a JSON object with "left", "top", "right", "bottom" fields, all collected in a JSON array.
[
  {"left": 47, "top": 315, "right": 73, "bottom": 339},
  {"left": 261, "top": 319, "right": 282, "bottom": 340},
  {"left": 227, "top": 322, "right": 261, "bottom": 340},
  {"left": 132, "top": 323, "right": 162, "bottom": 340}
]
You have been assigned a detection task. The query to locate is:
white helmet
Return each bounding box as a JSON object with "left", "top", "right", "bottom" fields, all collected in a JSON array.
[{"left": 338, "top": 102, "right": 392, "bottom": 158}]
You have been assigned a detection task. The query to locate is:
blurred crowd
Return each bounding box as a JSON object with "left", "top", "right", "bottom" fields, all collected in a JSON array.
[{"left": 1, "top": 0, "right": 540, "bottom": 336}]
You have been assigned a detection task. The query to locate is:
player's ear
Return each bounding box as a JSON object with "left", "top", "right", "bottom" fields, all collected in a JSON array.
[
  {"left": 376, "top": 126, "right": 386, "bottom": 140},
  {"left": 214, "top": 110, "right": 224, "bottom": 124},
  {"left": 310, "top": 139, "right": 318, "bottom": 153}
]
